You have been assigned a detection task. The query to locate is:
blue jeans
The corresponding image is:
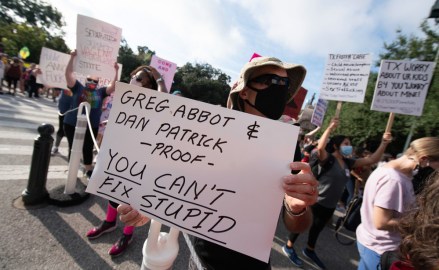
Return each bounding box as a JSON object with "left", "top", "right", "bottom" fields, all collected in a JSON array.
[{"left": 357, "top": 241, "right": 381, "bottom": 270}]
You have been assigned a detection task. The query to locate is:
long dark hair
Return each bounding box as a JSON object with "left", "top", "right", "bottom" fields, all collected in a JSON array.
[{"left": 326, "top": 135, "right": 348, "bottom": 153}]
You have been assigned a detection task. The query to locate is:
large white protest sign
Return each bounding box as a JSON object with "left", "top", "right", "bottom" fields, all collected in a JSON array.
[
  {"left": 311, "top": 98, "right": 329, "bottom": 127},
  {"left": 320, "top": 53, "right": 372, "bottom": 103},
  {"left": 76, "top": 14, "right": 122, "bottom": 79},
  {"left": 371, "top": 60, "right": 435, "bottom": 116},
  {"left": 86, "top": 82, "right": 300, "bottom": 262},
  {"left": 150, "top": 55, "right": 177, "bottom": 91},
  {"left": 37, "top": 47, "right": 70, "bottom": 88}
]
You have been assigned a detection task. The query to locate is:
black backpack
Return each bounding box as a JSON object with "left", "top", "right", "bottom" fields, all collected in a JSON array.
[{"left": 334, "top": 195, "right": 363, "bottom": 245}]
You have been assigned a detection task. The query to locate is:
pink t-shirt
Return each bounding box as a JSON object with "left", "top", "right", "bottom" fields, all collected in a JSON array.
[{"left": 356, "top": 167, "right": 415, "bottom": 254}]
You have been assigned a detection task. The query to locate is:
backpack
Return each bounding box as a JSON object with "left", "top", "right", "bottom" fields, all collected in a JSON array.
[{"left": 334, "top": 195, "right": 362, "bottom": 245}]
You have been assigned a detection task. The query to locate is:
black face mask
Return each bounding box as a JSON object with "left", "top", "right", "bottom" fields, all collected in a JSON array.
[{"left": 245, "top": 84, "right": 289, "bottom": 120}]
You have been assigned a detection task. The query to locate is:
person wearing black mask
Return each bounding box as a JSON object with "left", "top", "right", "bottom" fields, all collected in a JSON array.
[
  {"left": 117, "top": 56, "right": 320, "bottom": 269},
  {"left": 64, "top": 49, "right": 118, "bottom": 178}
]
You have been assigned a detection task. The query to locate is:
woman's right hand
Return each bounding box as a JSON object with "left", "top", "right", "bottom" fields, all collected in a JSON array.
[
  {"left": 117, "top": 204, "right": 150, "bottom": 227},
  {"left": 328, "top": 118, "right": 339, "bottom": 131}
]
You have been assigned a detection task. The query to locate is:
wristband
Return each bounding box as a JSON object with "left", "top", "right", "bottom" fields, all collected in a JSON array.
[
  {"left": 156, "top": 77, "right": 164, "bottom": 83},
  {"left": 284, "top": 198, "right": 307, "bottom": 217}
]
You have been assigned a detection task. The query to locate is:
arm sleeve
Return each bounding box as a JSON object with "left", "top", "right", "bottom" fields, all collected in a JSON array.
[{"left": 373, "top": 173, "right": 405, "bottom": 213}]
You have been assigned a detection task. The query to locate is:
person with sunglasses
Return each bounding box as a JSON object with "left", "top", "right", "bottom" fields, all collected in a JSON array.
[
  {"left": 63, "top": 49, "right": 119, "bottom": 179},
  {"left": 117, "top": 56, "right": 319, "bottom": 269},
  {"left": 86, "top": 64, "right": 168, "bottom": 257},
  {"left": 129, "top": 65, "right": 168, "bottom": 93}
]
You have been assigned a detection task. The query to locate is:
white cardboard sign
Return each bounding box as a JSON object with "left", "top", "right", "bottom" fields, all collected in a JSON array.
[
  {"left": 150, "top": 55, "right": 177, "bottom": 91},
  {"left": 86, "top": 82, "right": 300, "bottom": 262},
  {"left": 75, "top": 14, "right": 122, "bottom": 79},
  {"left": 37, "top": 47, "right": 122, "bottom": 89},
  {"left": 311, "top": 98, "right": 329, "bottom": 127},
  {"left": 371, "top": 59, "right": 435, "bottom": 116},
  {"left": 37, "top": 47, "right": 71, "bottom": 89},
  {"left": 320, "top": 53, "right": 372, "bottom": 103}
]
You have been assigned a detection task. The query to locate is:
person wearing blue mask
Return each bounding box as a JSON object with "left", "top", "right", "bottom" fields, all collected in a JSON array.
[{"left": 282, "top": 118, "right": 392, "bottom": 269}]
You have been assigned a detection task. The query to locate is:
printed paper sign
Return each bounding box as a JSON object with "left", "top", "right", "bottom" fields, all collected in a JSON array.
[
  {"left": 320, "top": 53, "right": 372, "bottom": 103},
  {"left": 371, "top": 60, "right": 435, "bottom": 116},
  {"left": 86, "top": 82, "right": 300, "bottom": 262},
  {"left": 75, "top": 14, "right": 122, "bottom": 79},
  {"left": 311, "top": 99, "right": 329, "bottom": 127},
  {"left": 150, "top": 55, "right": 177, "bottom": 91}
]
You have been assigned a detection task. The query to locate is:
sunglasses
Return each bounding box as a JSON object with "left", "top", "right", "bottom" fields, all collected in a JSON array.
[
  {"left": 132, "top": 75, "right": 143, "bottom": 82},
  {"left": 87, "top": 78, "right": 99, "bottom": 84},
  {"left": 249, "top": 74, "right": 290, "bottom": 88}
]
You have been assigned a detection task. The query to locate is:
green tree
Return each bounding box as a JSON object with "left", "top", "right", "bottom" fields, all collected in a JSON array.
[
  {"left": 116, "top": 41, "right": 157, "bottom": 82},
  {"left": 0, "top": 22, "right": 69, "bottom": 63},
  {"left": 172, "top": 62, "right": 231, "bottom": 105},
  {"left": 319, "top": 20, "right": 439, "bottom": 155},
  {"left": 0, "top": 0, "right": 68, "bottom": 62},
  {"left": 0, "top": 0, "right": 64, "bottom": 33}
]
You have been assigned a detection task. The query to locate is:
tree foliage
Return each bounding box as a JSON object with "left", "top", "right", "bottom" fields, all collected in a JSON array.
[
  {"left": 0, "top": 22, "right": 69, "bottom": 63},
  {"left": 319, "top": 20, "right": 439, "bottom": 155},
  {"left": 0, "top": 0, "right": 68, "bottom": 62},
  {"left": 117, "top": 41, "right": 157, "bottom": 82},
  {"left": 171, "top": 62, "right": 231, "bottom": 106},
  {"left": 0, "top": 0, "right": 64, "bottom": 32}
]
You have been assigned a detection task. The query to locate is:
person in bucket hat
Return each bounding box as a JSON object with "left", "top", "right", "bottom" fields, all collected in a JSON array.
[
  {"left": 117, "top": 55, "right": 318, "bottom": 269},
  {"left": 227, "top": 56, "right": 306, "bottom": 120}
]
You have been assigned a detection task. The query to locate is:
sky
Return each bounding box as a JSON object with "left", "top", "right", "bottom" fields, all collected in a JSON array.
[{"left": 45, "top": 0, "right": 436, "bottom": 103}]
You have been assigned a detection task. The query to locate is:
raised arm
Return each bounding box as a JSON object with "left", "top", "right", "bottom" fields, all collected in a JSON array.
[
  {"left": 106, "top": 62, "right": 119, "bottom": 95},
  {"left": 317, "top": 118, "right": 338, "bottom": 162},
  {"left": 65, "top": 50, "right": 77, "bottom": 88},
  {"left": 149, "top": 66, "right": 168, "bottom": 93},
  {"left": 354, "top": 132, "right": 392, "bottom": 168}
]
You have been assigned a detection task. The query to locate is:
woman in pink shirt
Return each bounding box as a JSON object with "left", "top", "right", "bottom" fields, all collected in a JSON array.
[{"left": 356, "top": 137, "right": 439, "bottom": 270}]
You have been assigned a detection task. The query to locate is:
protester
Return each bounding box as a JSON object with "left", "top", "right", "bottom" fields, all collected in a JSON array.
[
  {"left": 86, "top": 65, "right": 168, "bottom": 257},
  {"left": 28, "top": 64, "right": 42, "bottom": 98},
  {"left": 63, "top": 49, "right": 118, "bottom": 178},
  {"left": 117, "top": 56, "right": 319, "bottom": 269},
  {"left": 0, "top": 53, "right": 5, "bottom": 94},
  {"left": 356, "top": 137, "right": 439, "bottom": 270},
  {"left": 282, "top": 118, "right": 391, "bottom": 269},
  {"left": 52, "top": 88, "right": 73, "bottom": 154},
  {"left": 390, "top": 172, "right": 439, "bottom": 270},
  {"left": 5, "top": 57, "right": 22, "bottom": 96}
]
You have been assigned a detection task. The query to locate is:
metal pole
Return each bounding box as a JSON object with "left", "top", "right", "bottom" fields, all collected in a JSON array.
[{"left": 22, "top": 124, "right": 54, "bottom": 205}]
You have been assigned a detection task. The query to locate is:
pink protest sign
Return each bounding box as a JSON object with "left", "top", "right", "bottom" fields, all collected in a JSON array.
[{"left": 150, "top": 55, "right": 177, "bottom": 91}]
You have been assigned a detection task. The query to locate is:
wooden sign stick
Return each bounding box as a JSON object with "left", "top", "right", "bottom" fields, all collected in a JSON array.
[
  {"left": 334, "top": 101, "right": 343, "bottom": 119},
  {"left": 385, "top": 112, "right": 395, "bottom": 133}
]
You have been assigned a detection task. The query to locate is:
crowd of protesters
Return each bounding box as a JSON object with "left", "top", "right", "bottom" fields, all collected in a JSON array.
[{"left": 2, "top": 45, "right": 437, "bottom": 269}]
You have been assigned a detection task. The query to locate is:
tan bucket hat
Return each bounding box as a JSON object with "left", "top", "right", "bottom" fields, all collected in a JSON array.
[{"left": 227, "top": 56, "right": 306, "bottom": 109}]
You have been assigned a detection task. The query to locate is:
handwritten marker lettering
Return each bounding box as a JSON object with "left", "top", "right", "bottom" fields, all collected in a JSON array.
[{"left": 247, "top": 121, "right": 260, "bottom": 140}]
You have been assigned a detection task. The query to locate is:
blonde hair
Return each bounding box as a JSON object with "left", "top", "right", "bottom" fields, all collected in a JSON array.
[{"left": 405, "top": 137, "right": 439, "bottom": 161}]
